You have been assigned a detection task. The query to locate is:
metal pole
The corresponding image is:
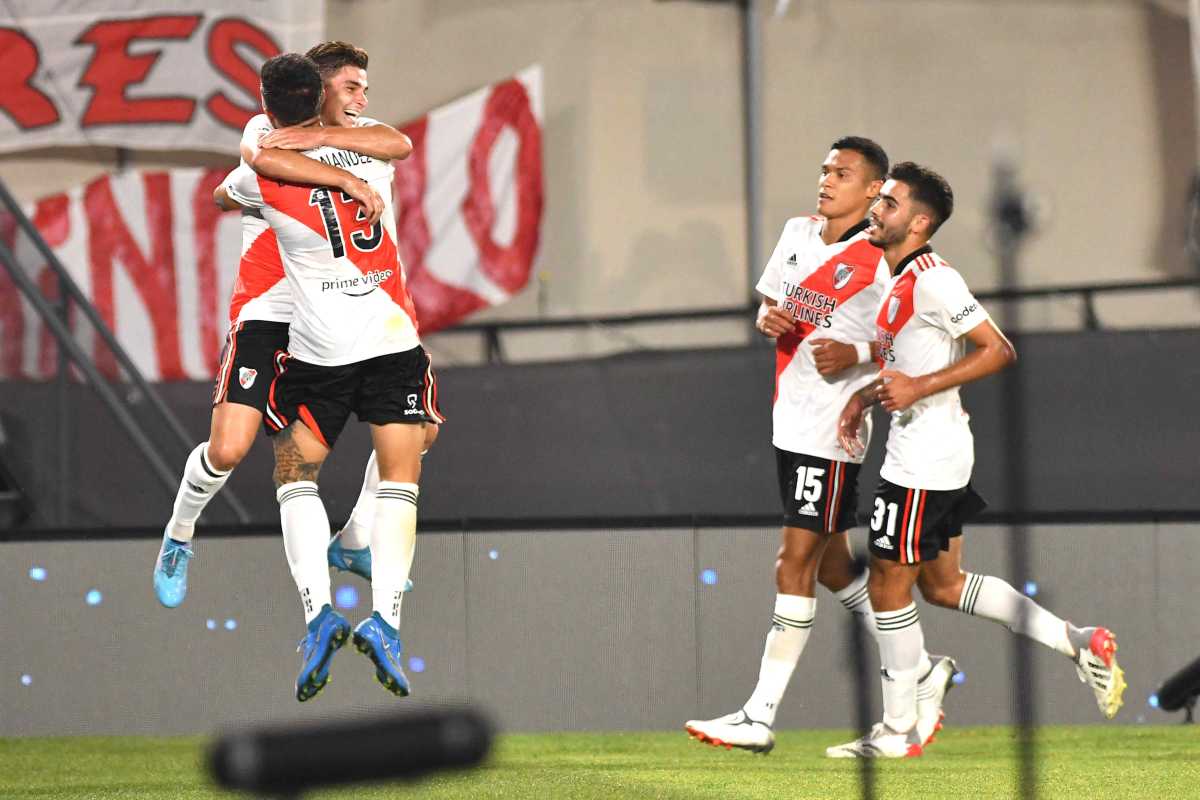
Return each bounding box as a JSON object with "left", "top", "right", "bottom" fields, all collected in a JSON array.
[
  {"left": 0, "top": 180, "right": 251, "bottom": 523},
  {"left": 991, "top": 151, "right": 1037, "bottom": 800},
  {"left": 740, "top": 0, "right": 764, "bottom": 320},
  {"left": 56, "top": 274, "right": 69, "bottom": 525},
  {"left": 0, "top": 239, "right": 184, "bottom": 499}
]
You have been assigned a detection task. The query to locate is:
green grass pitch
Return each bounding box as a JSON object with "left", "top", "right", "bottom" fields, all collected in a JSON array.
[{"left": 1, "top": 726, "right": 1194, "bottom": 799}]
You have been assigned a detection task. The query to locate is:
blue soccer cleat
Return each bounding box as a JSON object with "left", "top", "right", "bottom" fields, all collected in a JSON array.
[
  {"left": 352, "top": 612, "right": 410, "bottom": 697},
  {"left": 295, "top": 604, "right": 351, "bottom": 702},
  {"left": 328, "top": 530, "right": 373, "bottom": 580},
  {"left": 153, "top": 534, "right": 195, "bottom": 608},
  {"left": 327, "top": 531, "right": 413, "bottom": 592}
]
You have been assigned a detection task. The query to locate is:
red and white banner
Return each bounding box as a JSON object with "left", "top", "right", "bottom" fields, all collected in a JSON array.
[
  {"left": 0, "top": 65, "right": 544, "bottom": 380},
  {"left": 0, "top": 1, "right": 324, "bottom": 154}
]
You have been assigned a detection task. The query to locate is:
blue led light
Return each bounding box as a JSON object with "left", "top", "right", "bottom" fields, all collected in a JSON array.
[
  {"left": 335, "top": 585, "right": 359, "bottom": 609},
  {"left": 28, "top": 567, "right": 46, "bottom": 582},
  {"left": 952, "top": 671, "right": 967, "bottom": 685},
  {"left": 488, "top": 549, "right": 499, "bottom": 561},
  {"left": 700, "top": 569, "right": 718, "bottom": 586},
  {"left": 206, "top": 619, "right": 217, "bottom": 631},
  {"left": 20, "top": 674, "right": 32, "bottom": 687},
  {"left": 408, "top": 656, "right": 426, "bottom": 674},
  {"left": 1023, "top": 581, "right": 1038, "bottom": 597},
  {"left": 224, "top": 619, "right": 238, "bottom": 631},
  {"left": 1148, "top": 693, "right": 1160, "bottom": 709},
  {"left": 85, "top": 589, "right": 102, "bottom": 606}
]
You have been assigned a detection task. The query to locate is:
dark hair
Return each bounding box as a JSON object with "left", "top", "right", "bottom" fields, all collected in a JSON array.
[
  {"left": 888, "top": 161, "right": 954, "bottom": 235},
  {"left": 305, "top": 40, "right": 369, "bottom": 80},
  {"left": 260, "top": 53, "right": 322, "bottom": 126},
  {"left": 830, "top": 136, "right": 889, "bottom": 181}
]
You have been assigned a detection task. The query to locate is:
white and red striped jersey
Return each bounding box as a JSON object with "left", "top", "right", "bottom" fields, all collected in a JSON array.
[
  {"left": 226, "top": 114, "right": 388, "bottom": 327},
  {"left": 228, "top": 114, "right": 289, "bottom": 325},
  {"left": 874, "top": 246, "right": 990, "bottom": 490},
  {"left": 221, "top": 143, "right": 420, "bottom": 367},
  {"left": 756, "top": 216, "right": 890, "bottom": 462}
]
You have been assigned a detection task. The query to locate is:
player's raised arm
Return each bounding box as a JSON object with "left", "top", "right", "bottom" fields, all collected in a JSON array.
[
  {"left": 248, "top": 147, "right": 384, "bottom": 226},
  {"left": 260, "top": 122, "right": 412, "bottom": 162}
]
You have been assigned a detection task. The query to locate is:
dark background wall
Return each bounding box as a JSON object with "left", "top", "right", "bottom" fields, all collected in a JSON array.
[{"left": 2, "top": 328, "right": 1198, "bottom": 531}]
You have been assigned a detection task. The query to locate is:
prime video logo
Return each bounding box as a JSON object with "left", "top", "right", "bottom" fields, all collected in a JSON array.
[{"left": 321, "top": 269, "right": 394, "bottom": 293}]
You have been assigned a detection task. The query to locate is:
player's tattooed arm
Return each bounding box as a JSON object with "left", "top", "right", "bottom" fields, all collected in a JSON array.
[{"left": 272, "top": 425, "right": 323, "bottom": 488}]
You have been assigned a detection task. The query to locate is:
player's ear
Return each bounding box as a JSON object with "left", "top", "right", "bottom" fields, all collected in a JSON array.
[{"left": 866, "top": 178, "right": 883, "bottom": 201}]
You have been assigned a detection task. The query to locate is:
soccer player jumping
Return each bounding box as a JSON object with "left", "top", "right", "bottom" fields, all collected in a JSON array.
[
  {"left": 153, "top": 41, "right": 428, "bottom": 607},
  {"left": 825, "top": 163, "right": 1124, "bottom": 758},
  {"left": 217, "top": 54, "right": 441, "bottom": 701}
]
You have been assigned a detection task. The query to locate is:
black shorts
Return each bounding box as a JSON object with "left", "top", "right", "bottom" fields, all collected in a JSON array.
[
  {"left": 775, "top": 448, "right": 861, "bottom": 534},
  {"left": 867, "top": 479, "right": 987, "bottom": 564},
  {"left": 212, "top": 321, "right": 289, "bottom": 410},
  {"left": 264, "top": 346, "right": 445, "bottom": 449}
]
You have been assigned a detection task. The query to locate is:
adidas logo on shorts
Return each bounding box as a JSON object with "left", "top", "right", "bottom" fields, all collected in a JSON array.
[
  {"left": 799, "top": 501, "right": 818, "bottom": 516},
  {"left": 873, "top": 535, "right": 892, "bottom": 549}
]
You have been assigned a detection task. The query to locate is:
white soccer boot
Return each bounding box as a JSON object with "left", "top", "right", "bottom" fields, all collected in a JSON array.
[
  {"left": 825, "top": 722, "right": 923, "bottom": 759},
  {"left": 1072, "top": 626, "right": 1125, "bottom": 719},
  {"left": 684, "top": 709, "right": 775, "bottom": 754},
  {"left": 915, "top": 655, "right": 958, "bottom": 747}
]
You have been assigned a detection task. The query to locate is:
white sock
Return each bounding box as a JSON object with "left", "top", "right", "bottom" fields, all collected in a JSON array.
[
  {"left": 166, "top": 442, "right": 230, "bottom": 541},
  {"left": 836, "top": 573, "right": 931, "bottom": 677},
  {"left": 876, "top": 603, "right": 924, "bottom": 732},
  {"left": 338, "top": 450, "right": 379, "bottom": 550},
  {"left": 744, "top": 594, "right": 815, "bottom": 726},
  {"left": 277, "top": 481, "right": 332, "bottom": 624},
  {"left": 371, "top": 481, "right": 418, "bottom": 630},
  {"left": 959, "top": 572, "right": 1074, "bottom": 657}
]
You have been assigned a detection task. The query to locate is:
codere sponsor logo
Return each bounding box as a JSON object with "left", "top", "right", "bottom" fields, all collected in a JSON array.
[
  {"left": 875, "top": 329, "right": 896, "bottom": 363},
  {"left": 950, "top": 303, "right": 978, "bottom": 324}
]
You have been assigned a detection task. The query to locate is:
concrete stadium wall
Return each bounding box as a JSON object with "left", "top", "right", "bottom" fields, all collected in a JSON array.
[
  {"left": 1, "top": 521, "right": 1194, "bottom": 736},
  {"left": 3, "top": 329, "right": 1198, "bottom": 530},
  {"left": 2, "top": 0, "right": 1197, "bottom": 358}
]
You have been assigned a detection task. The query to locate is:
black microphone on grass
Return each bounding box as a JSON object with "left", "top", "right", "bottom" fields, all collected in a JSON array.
[
  {"left": 208, "top": 707, "right": 492, "bottom": 795},
  {"left": 1156, "top": 655, "right": 1200, "bottom": 723}
]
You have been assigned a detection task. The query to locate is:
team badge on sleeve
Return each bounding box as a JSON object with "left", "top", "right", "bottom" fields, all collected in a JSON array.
[{"left": 239, "top": 367, "right": 258, "bottom": 389}]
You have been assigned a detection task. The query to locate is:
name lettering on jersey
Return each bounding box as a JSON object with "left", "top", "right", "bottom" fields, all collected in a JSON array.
[
  {"left": 320, "top": 268, "right": 395, "bottom": 295},
  {"left": 317, "top": 149, "right": 376, "bottom": 170}
]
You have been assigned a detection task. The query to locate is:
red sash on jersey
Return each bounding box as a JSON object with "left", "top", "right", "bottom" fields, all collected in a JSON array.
[
  {"left": 258, "top": 177, "right": 419, "bottom": 326},
  {"left": 228, "top": 226, "right": 283, "bottom": 323},
  {"left": 874, "top": 267, "right": 922, "bottom": 367},
  {"left": 773, "top": 238, "right": 881, "bottom": 402}
]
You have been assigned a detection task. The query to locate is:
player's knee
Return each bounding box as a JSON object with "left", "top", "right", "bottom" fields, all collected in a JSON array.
[
  {"left": 206, "top": 439, "right": 250, "bottom": 472},
  {"left": 917, "top": 574, "right": 963, "bottom": 609}
]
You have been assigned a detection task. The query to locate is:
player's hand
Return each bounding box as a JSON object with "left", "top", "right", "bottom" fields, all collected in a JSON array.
[
  {"left": 876, "top": 369, "right": 924, "bottom": 413},
  {"left": 340, "top": 180, "right": 385, "bottom": 226},
  {"left": 756, "top": 305, "right": 795, "bottom": 338},
  {"left": 836, "top": 395, "right": 867, "bottom": 458},
  {"left": 810, "top": 338, "right": 857, "bottom": 377},
  {"left": 259, "top": 126, "right": 326, "bottom": 151}
]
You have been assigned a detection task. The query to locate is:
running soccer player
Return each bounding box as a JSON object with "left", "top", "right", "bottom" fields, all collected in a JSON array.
[
  {"left": 825, "top": 162, "right": 1124, "bottom": 759},
  {"left": 219, "top": 53, "right": 441, "bottom": 701},
  {"left": 153, "top": 41, "right": 420, "bottom": 607},
  {"left": 685, "top": 138, "right": 956, "bottom": 755}
]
